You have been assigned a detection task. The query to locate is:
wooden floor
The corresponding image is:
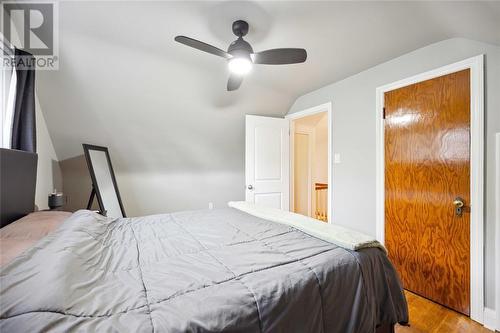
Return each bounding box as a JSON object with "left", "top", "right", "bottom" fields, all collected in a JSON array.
[{"left": 395, "top": 291, "right": 493, "bottom": 333}]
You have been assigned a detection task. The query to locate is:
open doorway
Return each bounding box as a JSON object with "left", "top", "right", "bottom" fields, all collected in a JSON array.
[{"left": 288, "top": 106, "right": 331, "bottom": 223}]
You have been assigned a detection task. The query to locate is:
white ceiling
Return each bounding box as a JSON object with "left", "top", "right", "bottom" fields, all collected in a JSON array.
[{"left": 36, "top": 1, "right": 500, "bottom": 171}]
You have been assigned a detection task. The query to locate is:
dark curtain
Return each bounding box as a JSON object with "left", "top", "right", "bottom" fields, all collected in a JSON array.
[{"left": 11, "top": 48, "right": 36, "bottom": 153}]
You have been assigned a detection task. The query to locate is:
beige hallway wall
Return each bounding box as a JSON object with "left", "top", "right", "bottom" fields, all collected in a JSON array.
[
  {"left": 293, "top": 132, "right": 309, "bottom": 216},
  {"left": 292, "top": 112, "right": 329, "bottom": 219}
]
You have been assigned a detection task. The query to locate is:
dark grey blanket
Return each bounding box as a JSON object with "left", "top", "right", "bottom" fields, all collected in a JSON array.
[{"left": 0, "top": 208, "right": 408, "bottom": 332}]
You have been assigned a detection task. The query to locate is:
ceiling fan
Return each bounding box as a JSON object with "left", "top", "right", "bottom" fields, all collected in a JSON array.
[{"left": 175, "top": 20, "right": 307, "bottom": 91}]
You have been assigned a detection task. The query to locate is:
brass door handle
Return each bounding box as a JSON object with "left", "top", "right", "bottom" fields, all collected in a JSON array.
[
  {"left": 453, "top": 197, "right": 464, "bottom": 208},
  {"left": 453, "top": 197, "right": 465, "bottom": 217}
]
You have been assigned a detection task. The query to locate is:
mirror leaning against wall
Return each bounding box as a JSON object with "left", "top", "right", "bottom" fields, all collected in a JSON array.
[{"left": 83, "top": 144, "right": 126, "bottom": 218}]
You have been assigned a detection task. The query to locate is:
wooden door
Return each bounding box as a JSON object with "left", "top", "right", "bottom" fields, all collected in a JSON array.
[
  {"left": 245, "top": 115, "right": 290, "bottom": 210},
  {"left": 384, "top": 69, "right": 470, "bottom": 315}
]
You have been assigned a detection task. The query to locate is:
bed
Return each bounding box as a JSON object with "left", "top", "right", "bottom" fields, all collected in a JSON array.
[
  {"left": 0, "top": 203, "right": 408, "bottom": 332},
  {"left": 0, "top": 211, "right": 71, "bottom": 267}
]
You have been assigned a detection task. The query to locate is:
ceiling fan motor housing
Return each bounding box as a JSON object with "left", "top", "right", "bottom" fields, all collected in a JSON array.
[
  {"left": 232, "top": 20, "right": 249, "bottom": 37},
  {"left": 228, "top": 20, "right": 253, "bottom": 59}
]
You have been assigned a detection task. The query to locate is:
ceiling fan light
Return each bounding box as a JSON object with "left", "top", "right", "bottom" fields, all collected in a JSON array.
[{"left": 228, "top": 57, "right": 252, "bottom": 75}]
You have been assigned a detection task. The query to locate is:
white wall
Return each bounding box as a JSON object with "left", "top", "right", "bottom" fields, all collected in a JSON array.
[
  {"left": 287, "top": 37, "right": 500, "bottom": 310},
  {"left": 34, "top": 94, "right": 61, "bottom": 210},
  {"left": 117, "top": 171, "right": 244, "bottom": 216},
  {"left": 58, "top": 156, "right": 246, "bottom": 217},
  {"left": 313, "top": 114, "right": 328, "bottom": 184}
]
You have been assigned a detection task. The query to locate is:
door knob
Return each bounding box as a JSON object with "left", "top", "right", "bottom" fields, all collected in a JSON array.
[
  {"left": 247, "top": 185, "right": 253, "bottom": 190},
  {"left": 453, "top": 197, "right": 464, "bottom": 208},
  {"left": 453, "top": 197, "right": 465, "bottom": 216}
]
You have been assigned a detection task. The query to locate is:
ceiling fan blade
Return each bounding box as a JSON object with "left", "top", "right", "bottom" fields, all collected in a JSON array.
[
  {"left": 175, "top": 36, "right": 231, "bottom": 59},
  {"left": 227, "top": 75, "right": 243, "bottom": 91},
  {"left": 252, "top": 48, "right": 307, "bottom": 65}
]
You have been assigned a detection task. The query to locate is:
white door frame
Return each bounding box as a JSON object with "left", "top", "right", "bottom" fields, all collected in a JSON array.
[
  {"left": 286, "top": 102, "right": 333, "bottom": 223},
  {"left": 375, "top": 55, "right": 484, "bottom": 323}
]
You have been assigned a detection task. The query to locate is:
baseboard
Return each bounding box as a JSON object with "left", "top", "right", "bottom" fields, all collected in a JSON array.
[{"left": 483, "top": 307, "right": 496, "bottom": 331}]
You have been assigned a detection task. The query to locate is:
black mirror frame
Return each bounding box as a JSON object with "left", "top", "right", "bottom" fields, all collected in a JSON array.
[{"left": 82, "top": 144, "right": 126, "bottom": 218}]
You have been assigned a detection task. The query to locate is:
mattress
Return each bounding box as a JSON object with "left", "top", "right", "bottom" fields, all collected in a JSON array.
[{"left": 0, "top": 208, "right": 408, "bottom": 332}]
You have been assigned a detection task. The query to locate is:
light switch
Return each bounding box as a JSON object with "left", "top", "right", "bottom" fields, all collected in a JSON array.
[{"left": 334, "top": 153, "right": 341, "bottom": 164}]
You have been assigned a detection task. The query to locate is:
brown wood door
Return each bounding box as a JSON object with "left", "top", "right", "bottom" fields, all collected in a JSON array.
[{"left": 384, "top": 69, "right": 470, "bottom": 315}]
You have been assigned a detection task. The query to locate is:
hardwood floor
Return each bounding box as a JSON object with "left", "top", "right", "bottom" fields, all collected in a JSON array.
[{"left": 396, "top": 291, "right": 493, "bottom": 333}]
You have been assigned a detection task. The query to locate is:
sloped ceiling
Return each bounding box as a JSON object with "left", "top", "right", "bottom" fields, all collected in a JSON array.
[
  {"left": 38, "top": 1, "right": 500, "bottom": 165},
  {"left": 32, "top": 1, "right": 500, "bottom": 213}
]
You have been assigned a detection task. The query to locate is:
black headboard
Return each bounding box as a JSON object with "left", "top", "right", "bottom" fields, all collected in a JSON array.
[{"left": 0, "top": 148, "right": 38, "bottom": 228}]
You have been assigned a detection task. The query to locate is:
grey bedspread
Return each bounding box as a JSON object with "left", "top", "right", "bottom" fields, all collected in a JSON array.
[{"left": 0, "top": 208, "right": 408, "bottom": 332}]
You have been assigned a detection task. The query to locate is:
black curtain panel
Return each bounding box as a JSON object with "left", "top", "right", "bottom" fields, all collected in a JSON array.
[{"left": 11, "top": 48, "right": 36, "bottom": 153}]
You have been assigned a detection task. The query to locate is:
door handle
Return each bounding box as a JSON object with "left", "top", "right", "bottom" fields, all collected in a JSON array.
[
  {"left": 247, "top": 185, "right": 253, "bottom": 190},
  {"left": 453, "top": 197, "right": 464, "bottom": 208},
  {"left": 453, "top": 197, "right": 465, "bottom": 216}
]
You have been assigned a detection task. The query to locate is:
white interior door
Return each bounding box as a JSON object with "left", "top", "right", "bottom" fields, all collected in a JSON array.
[{"left": 245, "top": 115, "right": 289, "bottom": 210}]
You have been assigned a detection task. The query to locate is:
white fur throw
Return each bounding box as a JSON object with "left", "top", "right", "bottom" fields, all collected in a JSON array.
[{"left": 228, "top": 201, "right": 385, "bottom": 252}]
